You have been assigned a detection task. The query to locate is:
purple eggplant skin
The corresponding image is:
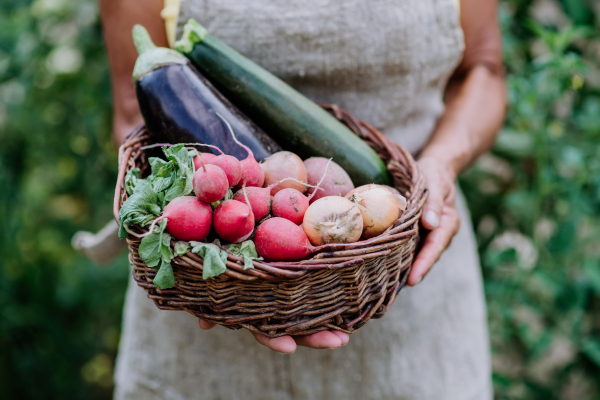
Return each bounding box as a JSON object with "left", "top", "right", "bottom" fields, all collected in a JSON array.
[{"left": 135, "top": 62, "right": 280, "bottom": 161}]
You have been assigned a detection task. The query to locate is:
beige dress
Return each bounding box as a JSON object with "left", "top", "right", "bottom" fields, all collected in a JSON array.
[{"left": 114, "top": 1, "right": 492, "bottom": 399}]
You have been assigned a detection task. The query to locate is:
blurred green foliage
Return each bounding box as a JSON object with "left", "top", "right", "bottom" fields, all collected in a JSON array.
[
  {"left": 1, "top": 0, "right": 599, "bottom": 399},
  {"left": 0, "top": 0, "right": 127, "bottom": 399},
  {"left": 461, "top": 1, "right": 600, "bottom": 398}
]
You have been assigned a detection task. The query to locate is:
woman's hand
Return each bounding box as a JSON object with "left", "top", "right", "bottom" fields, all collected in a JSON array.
[
  {"left": 199, "top": 320, "right": 349, "bottom": 353},
  {"left": 407, "top": 157, "right": 461, "bottom": 286}
]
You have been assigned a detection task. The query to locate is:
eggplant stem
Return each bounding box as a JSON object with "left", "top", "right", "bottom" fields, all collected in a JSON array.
[{"left": 133, "top": 25, "right": 157, "bottom": 55}]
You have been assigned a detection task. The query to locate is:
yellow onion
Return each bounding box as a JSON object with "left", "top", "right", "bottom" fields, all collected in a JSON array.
[
  {"left": 302, "top": 196, "right": 363, "bottom": 246},
  {"left": 345, "top": 184, "right": 406, "bottom": 239}
]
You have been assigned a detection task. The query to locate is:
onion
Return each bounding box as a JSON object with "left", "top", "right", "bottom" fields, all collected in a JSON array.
[
  {"left": 260, "top": 151, "right": 307, "bottom": 195},
  {"left": 345, "top": 184, "right": 405, "bottom": 239},
  {"left": 302, "top": 196, "right": 363, "bottom": 246}
]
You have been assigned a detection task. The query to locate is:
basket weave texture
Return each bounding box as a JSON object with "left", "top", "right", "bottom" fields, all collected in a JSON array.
[{"left": 114, "top": 105, "right": 427, "bottom": 338}]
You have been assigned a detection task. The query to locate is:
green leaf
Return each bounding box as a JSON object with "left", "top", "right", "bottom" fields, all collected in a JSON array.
[
  {"left": 138, "top": 219, "right": 168, "bottom": 269},
  {"left": 190, "top": 241, "right": 228, "bottom": 279},
  {"left": 153, "top": 259, "right": 176, "bottom": 289},
  {"left": 163, "top": 144, "right": 194, "bottom": 196},
  {"left": 226, "top": 240, "right": 262, "bottom": 270},
  {"left": 173, "top": 241, "right": 191, "bottom": 256},
  {"left": 118, "top": 180, "right": 161, "bottom": 239},
  {"left": 164, "top": 175, "right": 186, "bottom": 202},
  {"left": 124, "top": 168, "right": 141, "bottom": 195},
  {"left": 149, "top": 157, "right": 168, "bottom": 175}
]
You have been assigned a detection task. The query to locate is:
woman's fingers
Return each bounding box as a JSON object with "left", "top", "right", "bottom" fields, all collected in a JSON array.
[
  {"left": 198, "top": 319, "right": 216, "bottom": 330},
  {"left": 418, "top": 158, "right": 454, "bottom": 230},
  {"left": 252, "top": 332, "right": 297, "bottom": 353},
  {"left": 408, "top": 205, "right": 460, "bottom": 286},
  {"left": 293, "top": 331, "right": 345, "bottom": 349},
  {"left": 328, "top": 330, "right": 350, "bottom": 346}
]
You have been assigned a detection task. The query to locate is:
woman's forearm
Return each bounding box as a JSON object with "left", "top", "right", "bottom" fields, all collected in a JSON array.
[
  {"left": 98, "top": 0, "right": 167, "bottom": 147},
  {"left": 419, "top": 65, "right": 506, "bottom": 179}
]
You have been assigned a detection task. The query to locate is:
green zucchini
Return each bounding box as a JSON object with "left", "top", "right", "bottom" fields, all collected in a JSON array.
[{"left": 175, "top": 19, "right": 390, "bottom": 187}]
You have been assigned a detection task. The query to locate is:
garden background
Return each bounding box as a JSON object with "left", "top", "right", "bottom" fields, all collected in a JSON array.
[{"left": 1, "top": 0, "right": 600, "bottom": 398}]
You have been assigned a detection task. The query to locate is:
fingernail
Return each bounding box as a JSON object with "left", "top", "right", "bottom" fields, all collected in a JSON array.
[
  {"left": 424, "top": 210, "right": 439, "bottom": 228},
  {"left": 414, "top": 276, "right": 423, "bottom": 285}
]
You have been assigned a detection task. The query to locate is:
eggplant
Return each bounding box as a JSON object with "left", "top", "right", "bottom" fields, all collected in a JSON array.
[{"left": 132, "top": 25, "right": 280, "bottom": 161}]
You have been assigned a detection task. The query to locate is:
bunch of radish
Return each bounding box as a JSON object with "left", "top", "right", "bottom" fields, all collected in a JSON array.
[{"left": 153, "top": 116, "right": 407, "bottom": 263}]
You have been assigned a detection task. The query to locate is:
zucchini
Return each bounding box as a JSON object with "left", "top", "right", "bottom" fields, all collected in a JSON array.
[{"left": 175, "top": 20, "right": 390, "bottom": 187}]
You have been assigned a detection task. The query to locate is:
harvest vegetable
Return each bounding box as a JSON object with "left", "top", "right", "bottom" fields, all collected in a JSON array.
[
  {"left": 217, "top": 113, "right": 265, "bottom": 187},
  {"left": 255, "top": 217, "right": 315, "bottom": 261},
  {"left": 157, "top": 196, "right": 212, "bottom": 242},
  {"left": 304, "top": 157, "right": 354, "bottom": 203},
  {"left": 207, "top": 154, "right": 242, "bottom": 187},
  {"left": 261, "top": 151, "right": 307, "bottom": 194},
  {"left": 345, "top": 184, "right": 407, "bottom": 239},
  {"left": 303, "top": 197, "right": 363, "bottom": 245},
  {"left": 213, "top": 200, "right": 255, "bottom": 243},
  {"left": 132, "top": 24, "right": 280, "bottom": 161},
  {"left": 272, "top": 188, "right": 309, "bottom": 225},
  {"left": 232, "top": 186, "right": 271, "bottom": 222},
  {"left": 194, "top": 152, "right": 217, "bottom": 170},
  {"left": 192, "top": 162, "right": 229, "bottom": 203},
  {"left": 175, "top": 19, "right": 390, "bottom": 186}
]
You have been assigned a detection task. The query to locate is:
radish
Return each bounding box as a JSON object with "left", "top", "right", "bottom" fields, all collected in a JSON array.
[
  {"left": 233, "top": 186, "right": 272, "bottom": 222},
  {"left": 192, "top": 156, "right": 229, "bottom": 203},
  {"left": 272, "top": 188, "right": 309, "bottom": 225},
  {"left": 261, "top": 151, "right": 307, "bottom": 195},
  {"left": 146, "top": 196, "right": 212, "bottom": 242},
  {"left": 232, "top": 177, "right": 318, "bottom": 223},
  {"left": 216, "top": 112, "right": 265, "bottom": 187},
  {"left": 193, "top": 153, "right": 217, "bottom": 171},
  {"left": 271, "top": 158, "right": 331, "bottom": 224},
  {"left": 213, "top": 199, "right": 255, "bottom": 243},
  {"left": 255, "top": 217, "right": 315, "bottom": 261},
  {"left": 207, "top": 154, "right": 242, "bottom": 187},
  {"left": 304, "top": 157, "right": 354, "bottom": 203}
]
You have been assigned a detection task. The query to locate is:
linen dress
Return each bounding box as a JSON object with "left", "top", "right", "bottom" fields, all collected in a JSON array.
[{"left": 114, "top": 1, "right": 492, "bottom": 399}]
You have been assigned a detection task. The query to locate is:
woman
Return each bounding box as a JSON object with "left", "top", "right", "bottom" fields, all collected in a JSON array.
[{"left": 100, "top": 0, "right": 505, "bottom": 398}]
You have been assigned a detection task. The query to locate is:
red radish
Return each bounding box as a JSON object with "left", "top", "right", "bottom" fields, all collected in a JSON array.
[
  {"left": 232, "top": 177, "right": 317, "bottom": 223},
  {"left": 144, "top": 196, "right": 212, "bottom": 242},
  {"left": 255, "top": 217, "right": 315, "bottom": 261},
  {"left": 213, "top": 200, "right": 255, "bottom": 243},
  {"left": 233, "top": 186, "right": 272, "bottom": 222},
  {"left": 261, "top": 151, "right": 307, "bottom": 195},
  {"left": 194, "top": 153, "right": 217, "bottom": 171},
  {"left": 304, "top": 157, "right": 354, "bottom": 203},
  {"left": 272, "top": 188, "right": 309, "bottom": 225},
  {"left": 192, "top": 157, "right": 229, "bottom": 203},
  {"left": 207, "top": 155, "right": 242, "bottom": 187},
  {"left": 216, "top": 112, "right": 265, "bottom": 187}
]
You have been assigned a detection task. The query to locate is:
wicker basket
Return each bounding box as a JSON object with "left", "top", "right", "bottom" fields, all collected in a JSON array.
[{"left": 114, "top": 105, "right": 427, "bottom": 338}]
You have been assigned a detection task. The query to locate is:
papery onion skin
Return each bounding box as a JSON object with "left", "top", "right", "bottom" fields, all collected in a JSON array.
[
  {"left": 345, "top": 184, "right": 401, "bottom": 239},
  {"left": 302, "top": 196, "right": 363, "bottom": 246},
  {"left": 261, "top": 151, "right": 307, "bottom": 195}
]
